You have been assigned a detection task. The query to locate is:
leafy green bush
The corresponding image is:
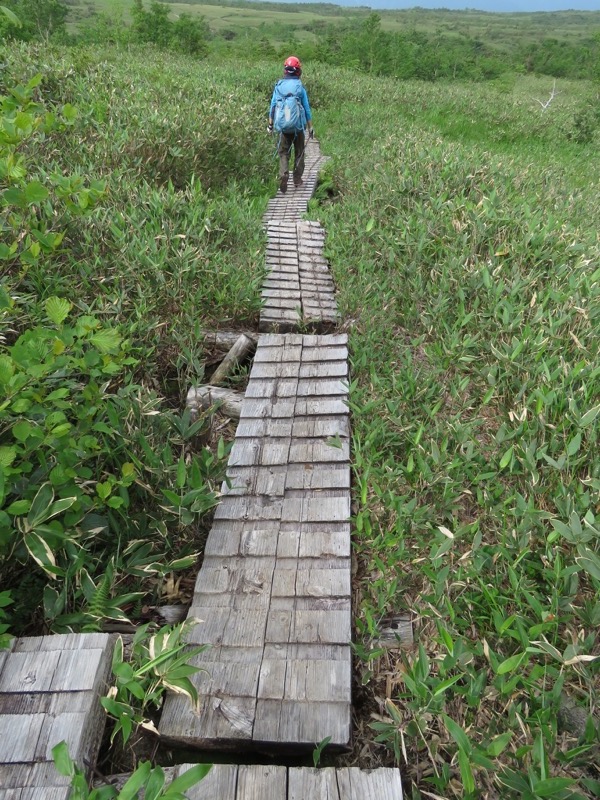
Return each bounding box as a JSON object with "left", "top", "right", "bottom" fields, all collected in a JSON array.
[
  {"left": 0, "top": 47, "right": 274, "bottom": 634},
  {"left": 53, "top": 740, "right": 211, "bottom": 800},
  {"left": 315, "top": 66, "right": 600, "bottom": 797}
]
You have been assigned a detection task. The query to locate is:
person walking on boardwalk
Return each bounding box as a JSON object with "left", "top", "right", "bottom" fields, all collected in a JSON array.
[{"left": 268, "top": 56, "right": 314, "bottom": 194}]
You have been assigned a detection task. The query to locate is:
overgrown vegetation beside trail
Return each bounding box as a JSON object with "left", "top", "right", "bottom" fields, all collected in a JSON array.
[
  {"left": 314, "top": 70, "right": 600, "bottom": 798},
  {"left": 0, "top": 30, "right": 599, "bottom": 798},
  {"left": 0, "top": 45, "right": 273, "bottom": 635}
]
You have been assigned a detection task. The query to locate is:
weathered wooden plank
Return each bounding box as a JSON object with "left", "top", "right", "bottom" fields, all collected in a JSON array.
[
  {"left": 298, "top": 361, "right": 346, "bottom": 378},
  {"left": 179, "top": 763, "right": 238, "bottom": 799},
  {"left": 50, "top": 647, "right": 108, "bottom": 692},
  {"left": 280, "top": 494, "right": 351, "bottom": 523},
  {"left": 371, "top": 615, "right": 415, "bottom": 649},
  {"left": 35, "top": 711, "right": 90, "bottom": 762},
  {"left": 0, "top": 763, "right": 71, "bottom": 791},
  {"left": 240, "top": 398, "right": 296, "bottom": 418},
  {"left": 193, "top": 555, "right": 275, "bottom": 596},
  {"left": 0, "top": 714, "right": 41, "bottom": 762},
  {"left": 0, "top": 691, "right": 95, "bottom": 717},
  {"left": 274, "top": 521, "right": 351, "bottom": 559},
  {"left": 224, "top": 466, "right": 288, "bottom": 497},
  {"left": 184, "top": 607, "right": 269, "bottom": 648},
  {"left": 283, "top": 464, "right": 351, "bottom": 491},
  {"left": 271, "top": 557, "right": 350, "bottom": 590},
  {"left": 161, "top": 693, "right": 256, "bottom": 744},
  {"left": 294, "top": 398, "right": 349, "bottom": 416},
  {"left": 291, "top": 415, "right": 350, "bottom": 439},
  {"left": 296, "top": 378, "right": 348, "bottom": 396},
  {"left": 265, "top": 609, "right": 350, "bottom": 644},
  {"left": 235, "top": 417, "right": 294, "bottom": 438},
  {"left": 288, "top": 438, "right": 350, "bottom": 464},
  {"left": 288, "top": 768, "right": 341, "bottom": 800},
  {"left": 257, "top": 657, "right": 350, "bottom": 702},
  {"left": 12, "top": 633, "right": 109, "bottom": 653},
  {"left": 252, "top": 345, "right": 302, "bottom": 364},
  {"left": 0, "top": 634, "right": 113, "bottom": 794},
  {"left": 337, "top": 768, "right": 404, "bottom": 799},
  {"left": 245, "top": 378, "right": 298, "bottom": 399},
  {"left": 0, "top": 651, "right": 61, "bottom": 693},
  {"left": 182, "top": 649, "right": 263, "bottom": 697},
  {"left": 302, "top": 334, "right": 347, "bottom": 347},
  {"left": 236, "top": 765, "right": 287, "bottom": 800},
  {"left": 214, "top": 493, "right": 283, "bottom": 520},
  {"left": 203, "top": 520, "right": 281, "bottom": 557},
  {"left": 253, "top": 699, "right": 350, "bottom": 746},
  {"left": 250, "top": 362, "right": 301, "bottom": 380},
  {"left": 20, "top": 789, "right": 72, "bottom": 800},
  {"left": 227, "top": 439, "right": 291, "bottom": 468}
]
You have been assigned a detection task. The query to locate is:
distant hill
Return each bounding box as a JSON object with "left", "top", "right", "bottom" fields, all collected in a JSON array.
[{"left": 246, "top": 1, "right": 600, "bottom": 9}]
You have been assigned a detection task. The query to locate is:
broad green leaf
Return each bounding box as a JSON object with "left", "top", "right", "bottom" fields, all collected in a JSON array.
[
  {"left": 6, "top": 499, "right": 30, "bottom": 515},
  {"left": 13, "top": 420, "right": 33, "bottom": 442},
  {"left": 118, "top": 761, "right": 152, "bottom": 800},
  {"left": 167, "top": 764, "right": 212, "bottom": 794},
  {"left": 0, "top": 5, "right": 21, "bottom": 26},
  {"left": 45, "top": 296, "right": 72, "bottom": 326},
  {"left": 176, "top": 457, "right": 186, "bottom": 489},
  {"left": 0, "top": 355, "right": 14, "bottom": 385},
  {"left": 62, "top": 103, "right": 78, "bottom": 123},
  {"left": 458, "top": 747, "right": 475, "bottom": 794},
  {"left": 89, "top": 329, "right": 122, "bottom": 354},
  {"left": 566, "top": 432, "right": 581, "bottom": 457},
  {"left": 27, "top": 483, "right": 54, "bottom": 528},
  {"left": 579, "top": 404, "right": 600, "bottom": 427},
  {"left": 575, "top": 547, "right": 600, "bottom": 581},
  {"left": 486, "top": 731, "right": 512, "bottom": 756},
  {"left": 499, "top": 445, "right": 513, "bottom": 470},
  {"left": 432, "top": 674, "right": 463, "bottom": 697},
  {"left": 24, "top": 530, "right": 58, "bottom": 574},
  {"left": 24, "top": 181, "right": 49, "bottom": 205},
  {"left": 26, "top": 73, "right": 42, "bottom": 90},
  {"left": 0, "top": 284, "right": 13, "bottom": 309},
  {"left": 0, "top": 446, "right": 16, "bottom": 468},
  {"left": 496, "top": 651, "right": 527, "bottom": 675},
  {"left": 168, "top": 555, "right": 197, "bottom": 571},
  {"left": 51, "top": 741, "right": 74, "bottom": 777},
  {"left": 2, "top": 188, "right": 26, "bottom": 207},
  {"left": 549, "top": 518, "right": 575, "bottom": 543},
  {"left": 442, "top": 714, "right": 471, "bottom": 754},
  {"left": 532, "top": 777, "right": 576, "bottom": 796},
  {"left": 47, "top": 497, "right": 77, "bottom": 520},
  {"left": 144, "top": 765, "right": 166, "bottom": 800}
]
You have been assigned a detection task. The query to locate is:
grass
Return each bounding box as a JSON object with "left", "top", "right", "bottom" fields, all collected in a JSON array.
[
  {"left": 0, "top": 43, "right": 276, "bottom": 634},
  {"left": 312, "top": 66, "right": 599, "bottom": 797},
  {"left": 66, "top": 0, "right": 600, "bottom": 49},
  {"left": 1, "top": 37, "right": 598, "bottom": 798}
]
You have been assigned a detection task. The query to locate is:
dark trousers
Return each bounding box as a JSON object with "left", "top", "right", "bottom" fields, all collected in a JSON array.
[{"left": 278, "top": 131, "right": 305, "bottom": 181}]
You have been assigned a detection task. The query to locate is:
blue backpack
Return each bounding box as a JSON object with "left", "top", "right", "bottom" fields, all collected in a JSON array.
[{"left": 273, "top": 79, "right": 306, "bottom": 134}]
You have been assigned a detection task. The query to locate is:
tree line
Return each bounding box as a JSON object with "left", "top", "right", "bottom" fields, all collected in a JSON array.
[{"left": 1, "top": 0, "right": 600, "bottom": 82}]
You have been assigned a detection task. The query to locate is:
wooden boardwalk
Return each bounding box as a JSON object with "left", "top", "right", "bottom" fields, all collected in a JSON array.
[
  {"left": 263, "top": 140, "right": 328, "bottom": 224},
  {"left": 261, "top": 220, "right": 339, "bottom": 332},
  {"left": 0, "top": 633, "right": 113, "bottom": 797},
  {"left": 172, "top": 764, "right": 403, "bottom": 798},
  {"left": 0, "top": 137, "right": 404, "bottom": 798},
  {"left": 160, "top": 332, "right": 352, "bottom": 750}
]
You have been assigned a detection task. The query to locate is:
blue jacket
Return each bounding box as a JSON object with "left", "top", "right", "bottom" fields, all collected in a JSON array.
[{"left": 269, "top": 77, "right": 312, "bottom": 124}]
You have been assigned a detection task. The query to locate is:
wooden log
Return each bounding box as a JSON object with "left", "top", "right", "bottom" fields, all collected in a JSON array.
[
  {"left": 199, "top": 330, "right": 257, "bottom": 354},
  {"left": 210, "top": 334, "right": 255, "bottom": 387},
  {"left": 187, "top": 386, "right": 243, "bottom": 420}
]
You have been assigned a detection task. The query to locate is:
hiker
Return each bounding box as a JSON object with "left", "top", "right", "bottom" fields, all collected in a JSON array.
[{"left": 268, "top": 56, "right": 314, "bottom": 194}]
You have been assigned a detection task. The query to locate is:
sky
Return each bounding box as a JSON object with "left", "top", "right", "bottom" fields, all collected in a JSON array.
[{"left": 274, "top": 1, "right": 600, "bottom": 9}]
